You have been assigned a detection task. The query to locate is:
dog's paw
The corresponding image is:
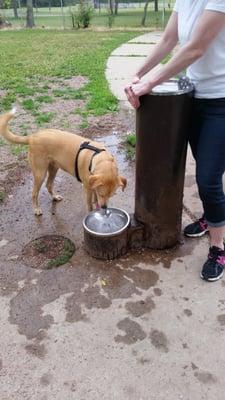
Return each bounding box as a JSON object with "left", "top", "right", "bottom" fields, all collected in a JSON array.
[
  {"left": 34, "top": 207, "right": 43, "bottom": 216},
  {"left": 53, "top": 194, "right": 63, "bottom": 202}
]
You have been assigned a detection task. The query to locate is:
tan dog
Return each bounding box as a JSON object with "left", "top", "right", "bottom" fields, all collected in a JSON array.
[{"left": 0, "top": 109, "right": 127, "bottom": 215}]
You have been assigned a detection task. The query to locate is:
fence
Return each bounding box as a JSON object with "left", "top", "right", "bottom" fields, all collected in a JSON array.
[{"left": 1, "top": 0, "right": 175, "bottom": 29}]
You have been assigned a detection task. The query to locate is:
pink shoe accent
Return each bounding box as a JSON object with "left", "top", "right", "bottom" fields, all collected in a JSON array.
[
  {"left": 217, "top": 256, "right": 225, "bottom": 265},
  {"left": 199, "top": 220, "right": 208, "bottom": 231}
]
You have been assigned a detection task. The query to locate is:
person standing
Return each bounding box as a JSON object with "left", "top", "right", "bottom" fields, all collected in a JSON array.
[{"left": 125, "top": 0, "right": 225, "bottom": 281}]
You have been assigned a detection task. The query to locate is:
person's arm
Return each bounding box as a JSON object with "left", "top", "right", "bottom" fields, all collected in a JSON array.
[
  {"left": 126, "top": 9, "right": 225, "bottom": 109},
  {"left": 134, "top": 11, "right": 179, "bottom": 81}
]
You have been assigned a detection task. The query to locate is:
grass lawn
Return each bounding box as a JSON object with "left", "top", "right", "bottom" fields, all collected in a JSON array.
[{"left": 0, "top": 29, "right": 144, "bottom": 115}]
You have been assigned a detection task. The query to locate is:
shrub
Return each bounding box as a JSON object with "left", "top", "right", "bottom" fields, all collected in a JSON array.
[{"left": 71, "top": 1, "right": 93, "bottom": 29}]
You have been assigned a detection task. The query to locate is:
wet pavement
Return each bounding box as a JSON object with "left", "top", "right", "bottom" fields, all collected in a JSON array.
[
  {"left": 1, "top": 35, "right": 225, "bottom": 400},
  {"left": 1, "top": 125, "right": 225, "bottom": 400}
]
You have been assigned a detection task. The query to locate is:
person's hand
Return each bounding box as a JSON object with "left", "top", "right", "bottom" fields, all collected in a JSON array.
[
  {"left": 132, "top": 75, "right": 140, "bottom": 84},
  {"left": 124, "top": 80, "right": 153, "bottom": 109}
]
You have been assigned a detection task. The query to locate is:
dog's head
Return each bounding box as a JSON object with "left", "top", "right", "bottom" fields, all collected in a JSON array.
[{"left": 88, "top": 173, "right": 127, "bottom": 208}]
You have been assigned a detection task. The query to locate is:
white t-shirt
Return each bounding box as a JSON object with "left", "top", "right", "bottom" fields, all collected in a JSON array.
[{"left": 173, "top": 0, "right": 225, "bottom": 98}]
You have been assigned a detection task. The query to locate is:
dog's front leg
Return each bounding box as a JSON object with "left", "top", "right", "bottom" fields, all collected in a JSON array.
[
  {"left": 86, "top": 189, "right": 93, "bottom": 212},
  {"left": 93, "top": 191, "right": 98, "bottom": 207}
]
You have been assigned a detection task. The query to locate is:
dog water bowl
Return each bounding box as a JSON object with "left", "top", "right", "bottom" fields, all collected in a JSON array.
[
  {"left": 83, "top": 207, "right": 130, "bottom": 259},
  {"left": 83, "top": 207, "right": 130, "bottom": 237}
]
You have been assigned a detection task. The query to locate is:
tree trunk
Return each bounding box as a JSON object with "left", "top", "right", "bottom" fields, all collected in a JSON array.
[
  {"left": 114, "top": 0, "right": 118, "bottom": 15},
  {"left": 141, "top": 0, "right": 149, "bottom": 27},
  {"left": 93, "top": 0, "right": 98, "bottom": 9},
  {"left": 13, "top": 0, "right": 19, "bottom": 19},
  {"left": 26, "top": 0, "right": 35, "bottom": 28},
  {"left": 34, "top": 0, "right": 38, "bottom": 13},
  {"left": 154, "top": 0, "right": 158, "bottom": 12},
  {"left": 109, "top": 0, "right": 114, "bottom": 15}
]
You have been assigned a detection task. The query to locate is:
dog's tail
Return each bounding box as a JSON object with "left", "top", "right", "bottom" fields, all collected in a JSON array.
[{"left": 0, "top": 108, "right": 29, "bottom": 144}]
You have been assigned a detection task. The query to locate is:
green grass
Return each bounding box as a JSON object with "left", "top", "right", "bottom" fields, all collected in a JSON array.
[
  {"left": 36, "top": 95, "right": 53, "bottom": 103},
  {"left": 35, "top": 112, "right": 55, "bottom": 125},
  {"left": 0, "top": 93, "right": 16, "bottom": 111},
  {"left": 22, "top": 99, "right": 35, "bottom": 110},
  {"left": 11, "top": 144, "right": 27, "bottom": 155},
  {"left": 126, "top": 133, "right": 136, "bottom": 160},
  {"left": 46, "top": 238, "right": 75, "bottom": 269},
  {"left": 0, "top": 29, "right": 144, "bottom": 116},
  {"left": 14, "top": 85, "right": 36, "bottom": 96},
  {"left": 79, "top": 119, "right": 89, "bottom": 129},
  {"left": 33, "top": 239, "right": 47, "bottom": 253},
  {"left": 0, "top": 138, "right": 6, "bottom": 146},
  {"left": 126, "top": 133, "right": 136, "bottom": 147},
  {"left": 52, "top": 87, "right": 85, "bottom": 100},
  {"left": 0, "top": 191, "right": 6, "bottom": 202}
]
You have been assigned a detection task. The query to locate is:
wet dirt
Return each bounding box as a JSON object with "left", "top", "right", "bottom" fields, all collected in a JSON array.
[
  {"left": 115, "top": 317, "right": 147, "bottom": 344},
  {"left": 21, "top": 235, "right": 75, "bottom": 270},
  {"left": 149, "top": 329, "right": 169, "bottom": 353},
  {"left": 0, "top": 86, "right": 199, "bottom": 363}
]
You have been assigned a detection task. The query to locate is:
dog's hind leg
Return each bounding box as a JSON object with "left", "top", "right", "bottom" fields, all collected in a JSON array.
[
  {"left": 29, "top": 154, "right": 48, "bottom": 216},
  {"left": 46, "top": 163, "right": 63, "bottom": 202},
  {"left": 32, "top": 171, "right": 48, "bottom": 216}
]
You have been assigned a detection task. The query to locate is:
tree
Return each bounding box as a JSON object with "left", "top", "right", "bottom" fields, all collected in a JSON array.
[
  {"left": 108, "top": 0, "right": 113, "bottom": 15},
  {"left": 13, "top": 0, "right": 19, "bottom": 18},
  {"left": 154, "top": 0, "right": 158, "bottom": 12},
  {"left": 108, "top": 0, "right": 119, "bottom": 16},
  {"left": 114, "top": 0, "right": 118, "bottom": 15},
  {"left": 26, "top": 0, "right": 35, "bottom": 27},
  {"left": 141, "top": 0, "right": 149, "bottom": 27}
]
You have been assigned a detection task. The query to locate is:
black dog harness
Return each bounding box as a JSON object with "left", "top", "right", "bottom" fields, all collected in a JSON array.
[{"left": 75, "top": 141, "right": 106, "bottom": 182}]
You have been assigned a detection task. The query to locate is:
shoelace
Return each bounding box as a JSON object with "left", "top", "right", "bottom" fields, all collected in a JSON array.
[{"left": 199, "top": 217, "right": 208, "bottom": 230}]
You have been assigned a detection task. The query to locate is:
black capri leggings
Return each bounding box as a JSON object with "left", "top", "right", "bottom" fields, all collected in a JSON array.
[{"left": 188, "top": 97, "right": 225, "bottom": 227}]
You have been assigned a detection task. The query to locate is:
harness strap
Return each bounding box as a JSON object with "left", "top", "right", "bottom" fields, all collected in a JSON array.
[{"left": 74, "top": 141, "right": 106, "bottom": 182}]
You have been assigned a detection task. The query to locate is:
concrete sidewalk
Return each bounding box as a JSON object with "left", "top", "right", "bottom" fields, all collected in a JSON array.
[{"left": 106, "top": 32, "right": 163, "bottom": 108}]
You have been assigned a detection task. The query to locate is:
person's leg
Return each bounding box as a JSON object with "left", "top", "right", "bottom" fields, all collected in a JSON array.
[
  {"left": 184, "top": 100, "right": 208, "bottom": 237},
  {"left": 210, "top": 226, "right": 225, "bottom": 249},
  {"left": 195, "top": 99, "right": 225, "bottom": 280},
  {"left": 196, "top": 100, "right": 225, "bottom": 231}
]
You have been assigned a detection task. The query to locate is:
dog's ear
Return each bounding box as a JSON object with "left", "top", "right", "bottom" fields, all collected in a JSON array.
[
  {"left": 118, "top": 176, "right": 127, "bottom": 192},
  {"left": 88, "top": 175, "right": 102, "bottom": 189}
]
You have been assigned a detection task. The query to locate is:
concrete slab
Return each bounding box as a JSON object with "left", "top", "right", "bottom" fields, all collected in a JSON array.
[
  {"left": 111, "top": 43, "right": 156, "bottom": 56},
  {"left": 128, "top": 32, "right": 162, "bottom": 43},
  {"left": 106, "top": 56, "right": 147, "bottom": 80}
]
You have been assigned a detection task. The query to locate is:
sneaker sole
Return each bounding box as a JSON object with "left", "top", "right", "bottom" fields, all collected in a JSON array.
[
  {"left": 200, "top": 271, "right": 224, "bottom": 282},
  {"left": 184, "top": 229, "right": 209, "bottom": 238}
]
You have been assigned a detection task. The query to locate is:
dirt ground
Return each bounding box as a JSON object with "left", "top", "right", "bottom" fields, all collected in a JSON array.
[
  {"left": 0, "top": 75, "right": 134, "bottom": 202},
  {"left": 1, "top": 76, "right": 225, "bottom": 400}
]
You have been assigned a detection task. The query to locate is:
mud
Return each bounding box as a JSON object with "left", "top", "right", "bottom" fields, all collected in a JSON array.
[
  {"left": 217, "top": 314, "right": 225, "bottom": 326},
  {"left": 115, "top": 317, "right": 147, "bottom": 344},
  {"left": 183, "top": 308, "right": 192, "bottom": 317},
  {"left": 194, "top": 371, "right": 217, "bottom": 384},
  {"left": 0, "top": 85, "right": 205, "bottom": 400},
  {"left": 149, "top": 329, "right": 169, "bottom": 353},
  {"left": 125, "top": 297, "right": 155, "bottom": 317},
  {"left": 21, "top": 235, "right": 75, "bottom": 270}
]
